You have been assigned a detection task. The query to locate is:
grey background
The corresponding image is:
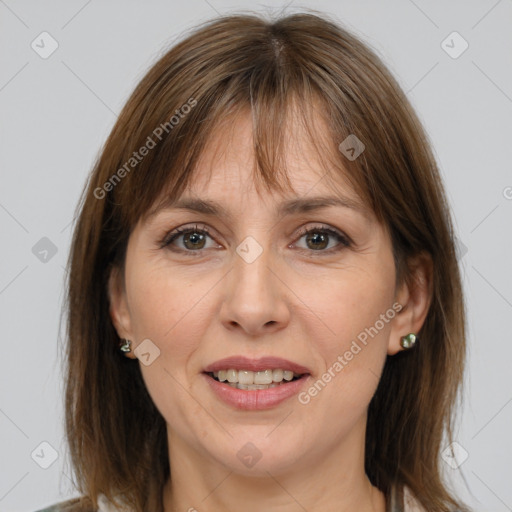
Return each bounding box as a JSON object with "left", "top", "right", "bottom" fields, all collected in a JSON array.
[{"left": 1, "top": 1, "right": 511, "bottom": 511}]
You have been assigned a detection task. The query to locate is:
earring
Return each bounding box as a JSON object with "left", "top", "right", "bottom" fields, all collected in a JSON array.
[
  {"left": 119, "top": 339, "right": 132, "bottom": 353},
  {"left": 400, "top": 333, "right": 417, "bottom": 349}
]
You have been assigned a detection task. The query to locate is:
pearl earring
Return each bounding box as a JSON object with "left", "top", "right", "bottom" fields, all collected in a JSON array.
[
  {"left": 400, "top": 333, "right": 417, "bottom": 349},
  {"left": 119, "top": 339, "right": 132, "bottom": 353}
]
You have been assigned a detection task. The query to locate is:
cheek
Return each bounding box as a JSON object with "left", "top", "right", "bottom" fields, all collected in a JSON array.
[
  {"left": 125, "top": 264, "right": 215, "bottom": 429},
  {"left": 308, "top": 255, "right": 396, "bottom": 348},
  {"left": 126, "top": 262, "right": 217, "bottom": 362},
  {"left": 299, "top": 255, "right": 396, "bottom": 408},
  {"left": 327, "top": 280, "right": 394, "bottom": 348}
]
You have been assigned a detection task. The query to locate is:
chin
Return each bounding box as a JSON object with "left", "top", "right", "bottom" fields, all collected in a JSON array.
[{"left": 206, "top": 433, "right": 307, "bottom": 477}]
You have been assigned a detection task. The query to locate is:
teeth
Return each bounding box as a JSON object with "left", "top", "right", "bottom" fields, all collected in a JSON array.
[
  {"left": 239, "top": 370, "right": 254, "bottom": 385},
  {"left": 272, "top": 369, "right": 283, "bottom": 382},
  {"left": 211, "top": 368, "right": 302, "bottom": 384},
  {"left": 236, "top": 383, "right": 279, "bottom": 390},
  {"left": 283, "top": 370, "right": 294, "bottom": 381},
  {"left": 254, "top": 369, "right": 273, "bottom": 385}
]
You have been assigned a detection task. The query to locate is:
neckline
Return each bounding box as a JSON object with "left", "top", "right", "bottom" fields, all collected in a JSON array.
[
  {"left": 388, "top": 484, "right": 404, "bottom": 512},
  {"left": 97, "top": 485, "right": 416, "bottom": 512}
]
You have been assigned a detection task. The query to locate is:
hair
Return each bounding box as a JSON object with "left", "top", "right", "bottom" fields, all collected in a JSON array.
[{"left": 61, "top": 10, "right": 469, "bottom": 512}]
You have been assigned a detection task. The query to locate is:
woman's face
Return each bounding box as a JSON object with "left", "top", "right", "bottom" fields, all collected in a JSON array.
[{"left": 109, "top": 110, "right": 417, "bottom": 478}]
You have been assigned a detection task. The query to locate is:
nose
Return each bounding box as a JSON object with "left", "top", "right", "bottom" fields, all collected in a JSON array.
[{"left": 219, "top": 240, "right": 291, "bottom": 337}]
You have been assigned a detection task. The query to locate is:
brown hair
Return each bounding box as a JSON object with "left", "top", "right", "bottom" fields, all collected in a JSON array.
[{"left": 62, "top": 10, "right": 469, "bottom": 512}]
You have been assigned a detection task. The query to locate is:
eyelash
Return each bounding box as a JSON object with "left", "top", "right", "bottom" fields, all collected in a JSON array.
[{"left": 159, "top": 223, "right": 351, "bottom": 256}]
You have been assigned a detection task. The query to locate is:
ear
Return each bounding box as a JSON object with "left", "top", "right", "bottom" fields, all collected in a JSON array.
[
  {"left": 108, "top": 265, "right": 137, "bottom": 359},
  {"left": 387, "top": 251, "right": 433, "bottom": 355}
]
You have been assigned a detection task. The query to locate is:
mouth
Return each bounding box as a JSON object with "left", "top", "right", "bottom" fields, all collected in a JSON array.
[
  {"left": 204, "top": 369, "right": 306, "bottom": 390},
  {"left": 202, "top": 356, "right": 312, "bottom": 409}
]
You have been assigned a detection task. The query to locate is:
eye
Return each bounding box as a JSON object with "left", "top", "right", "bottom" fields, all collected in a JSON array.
[
  {"left": 159, "top": 224, "right": 219, "bottom": 253},
  {"left": 159, "top": 223, "right": 351, "bottom": 255},
  {"left": 292, "top": 225, "right": 351, "bottom": 254}
]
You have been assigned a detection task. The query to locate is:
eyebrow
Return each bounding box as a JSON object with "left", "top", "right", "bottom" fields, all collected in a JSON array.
[{"left": 148, "top": 195, "right": 370, "bottom": 221}]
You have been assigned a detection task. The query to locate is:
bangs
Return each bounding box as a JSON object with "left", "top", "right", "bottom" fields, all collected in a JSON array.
[
  {"left": 103, "top": 24, "right": 380, "bottom": 245},
  {"left": 141, "top": 91, "right": 375, "bottom": 227}
]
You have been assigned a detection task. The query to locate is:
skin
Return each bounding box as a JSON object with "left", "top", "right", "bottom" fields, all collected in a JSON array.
[{"left": 108, "top": 108, "right": 432, "bottom": 512}]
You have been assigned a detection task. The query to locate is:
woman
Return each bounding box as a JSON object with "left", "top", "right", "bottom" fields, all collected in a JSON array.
[{"left": 37, "top": 11, "right": 469, "bottom": 512}]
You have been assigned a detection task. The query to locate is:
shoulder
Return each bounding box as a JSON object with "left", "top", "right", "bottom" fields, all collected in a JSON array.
[
  {"left": 402, "top": 486, "right": 465, "bottom": 512},
  {"left": 34, "top": 505, "right": 62, "bottom": 512},
  {"left": 403, "top": 486, "right": 427, "bottom": 511},
  {"left": 389, "top": 485, "right": 426, "bottom": 512},
  {"left": 34, "top": 493, "right": 132, "bottom": 512},
  {"left": 33, "top": 496, "right": 96, "bottom": 512}
]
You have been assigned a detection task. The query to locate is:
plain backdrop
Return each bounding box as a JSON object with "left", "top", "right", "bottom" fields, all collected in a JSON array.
[{"left": 1, "top": 1, "right": 511, "bottom": 511}]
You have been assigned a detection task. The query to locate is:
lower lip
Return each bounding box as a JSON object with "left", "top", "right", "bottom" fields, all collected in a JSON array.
[{"left": 202, "top": 373, "right": 311, "bottom": 410}]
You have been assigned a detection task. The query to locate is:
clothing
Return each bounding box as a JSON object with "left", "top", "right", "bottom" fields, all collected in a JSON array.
[
  {"left": 34, "top": 485, "right": 426, "bottom": 512},
  {"left": 34, "top": 494, "right": 130, "bottom": 512},
  {"left": 391, "top": 486, "right": 427, "bottom": 512},
  {"left": 34, "top": 490, "right": 423, "bottom": 511}
]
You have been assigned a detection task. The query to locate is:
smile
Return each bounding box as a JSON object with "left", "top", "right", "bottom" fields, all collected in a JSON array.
[
  {"left": 208, "top": 368, "right": 303, "bottom": 389},
  {"left": 203, "top": 371, "right": 310, "bottom": 410}
]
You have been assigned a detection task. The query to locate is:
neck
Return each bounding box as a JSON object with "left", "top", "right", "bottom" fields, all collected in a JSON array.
[{"left": 162, "top": 417, "right": 386, "bottom": 512}]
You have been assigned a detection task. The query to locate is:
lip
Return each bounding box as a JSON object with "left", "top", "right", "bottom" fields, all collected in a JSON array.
[
  {"left": 203, "top": 356, "right": 311, "bottom": 374},
  {"left": 203, "top": 372, "right": 311, "bottom": 410}
]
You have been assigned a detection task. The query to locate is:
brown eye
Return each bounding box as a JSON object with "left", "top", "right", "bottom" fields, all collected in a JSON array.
[
  {"left": 305, "top": 231, "right": 329, "bottom": 250},
  {"left": 181, "top": 230, "right": 207, "bottom": 250},
  {"left": 161, "top": 225, "right": 217, "bottom": 253},
  {"left": 294, "top": 226, "right": 350, "bottom": 253},
  {"left": 160, "top": 223, "right": 350, "bottom": 256}
]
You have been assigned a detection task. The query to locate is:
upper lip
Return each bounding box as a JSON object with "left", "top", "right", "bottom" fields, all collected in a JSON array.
[{"left": 203, "top": 356, "right": 311, "bottom": 375}]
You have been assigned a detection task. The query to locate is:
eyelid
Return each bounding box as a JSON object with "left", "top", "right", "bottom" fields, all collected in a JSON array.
[
  {"left": 159, "top": 222, "right": 352, "bottom": 254},
  {"left": 158, "top": 223, "right": 217, "bottom": 249},
  {"left": 291, "top": 224, "right": 352, "bottom": 252}
]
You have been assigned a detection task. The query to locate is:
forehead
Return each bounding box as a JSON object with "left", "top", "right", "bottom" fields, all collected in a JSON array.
[
  {"left": 142, "top": 96, "right": 376, "bottom": 227},
  {"left": 183, "top": 106, "right": 357, "bottom": 202},
  {"left": 142, "top": 112, "right": 376, "bottom": 227}
]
